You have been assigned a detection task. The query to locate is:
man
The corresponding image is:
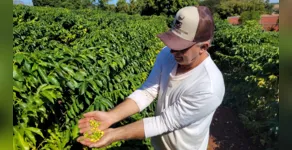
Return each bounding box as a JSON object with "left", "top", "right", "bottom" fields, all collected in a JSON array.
[{"left": 77, "top": 6, "right": 225, "bottom": 150}]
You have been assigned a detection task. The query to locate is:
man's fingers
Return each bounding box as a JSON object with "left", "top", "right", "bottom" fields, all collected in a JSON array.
[
  {"left": 83, "top": 111, "right": 98, "bottom": 117},
  {"left": 79, "top": 127, "right": 92, "bottom": 134},
  {"left": 78, "top": 120, "right": 90, "bottom": 128},
  {"left": 77, "top": 136, "right": 93, "bottom": 146},
  {"left": 78, "top": 117, "right": 94, "bottom": 125},
  {"left": 89, "top": 139, "right": 107, "bottom": 148}
]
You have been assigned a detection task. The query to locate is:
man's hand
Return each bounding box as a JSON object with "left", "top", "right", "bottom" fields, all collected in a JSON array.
[
  {"left": 78, "top": 98, "right": 139, "bottom": 134},
  {"left": 77, "top": 128, "right": 117, "bottom": 148},
  {"left": 78, "top": 111, "right": 115, "bottom": 134}
]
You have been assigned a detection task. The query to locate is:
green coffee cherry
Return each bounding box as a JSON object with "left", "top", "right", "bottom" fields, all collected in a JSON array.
[{"left": 84, "top": 119, "right": 104, "bottom": 142}]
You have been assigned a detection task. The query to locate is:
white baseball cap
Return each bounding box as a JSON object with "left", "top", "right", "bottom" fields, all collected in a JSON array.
[{"left": 157, "top": 6, "right": 214, "bottom": 50}]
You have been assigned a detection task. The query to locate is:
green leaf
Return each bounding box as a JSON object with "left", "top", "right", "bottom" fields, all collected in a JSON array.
[
  {"left": 62, "top": 130, "right": 70, "bottom": 148},
  {"left": 66, "top": 81, "right": 75, "bottom": 90},
  {"left": 86, "top": 91, "right": 93, "bottom": 99},
  {"left": 13, "top": 135, "right": 17, "bottom": 150},
  {"left": 89, "top": 79, "right": 98, "bottom": 91},
  {"left": 13, "top": 127, "right": 29, "bottom": 150},
  {"left": 101, "top": 98, "right": 114, "bottom": 109},
  {"left": 14, "top": 53, "right": 24, "bottom": 64},
  {"left": 24, "top": 130, "right": 36, "bottom": 145},
  {"left": 13, "top": 86, "right": 21, "bottom": 92},
  {"left": 18, "top": 102, "right": 27, "bottom": 109},
  {"left": 100, "top": 104, "right": 105, "bottom": 111},
  {"left": 88, "top": 105, "right": 94, "bottom": 111},
  {"left": 32, "top": 63, "right": 39, "bottom": 72},
  {"left": 26, "top": 127, "right": 44, "bottom": 138},
  {"left": 13, "top": 66, "right": 24, "bottom": 81},
  {"left": 36, "top": 84, "right": 47, "bottom": 95},
  {"left": 41, "top": 84, "right": 60, "bottom": 91},
  {"left": 21, "top": 115, "right": 29, "bottom": 124},
  {"left": 114, "top": 75, "right": 121, "bottom": 82},
  {"left": 84, "top": 97, "right": 91, "bottom": 105},
  {"left": 79, "top": 69, "right": 87, "bottom": 77},
  {"left": 61, "top": 64, "right": 75, "bottom": 76},
  {"left": 48, "top": 76, "right": 60, "bottom": 86},
  {"left": 73, "top": 101, "right": 79, "bottom": 114},
  {"left": 56, "top": 68, "right": 65, "bottom": 78},
  {"left": 40, "top": 91, "right": 54, "bottom": 103},
  {"left": 34, "top": 97, "right": 44, "bottom": 105},
  {"left": 96, "top": 80, "right": 103, "bottom": 88},
  {"left": 71, "top": 124, "right": 79, "bottom": 139},
  {"left": 39, "top": 107, "right": 46, "bottom": 113},
  {"left": 24, "top": 60, "right": 32, "bottom": 73},
  {"left": 38, "top": 67, "right": 49, "bottom": 83},
  {"left": 14, "top": 80, "right": 23, "bottom": 91},
  {"left": 67, "top": 110, "right": 74, "bottom": 119},
  {"left": 78, "top": 102, "right": 84, "bottom": 110},
  {"left": 94, "top": 100, "right": 100, "bottom": 110},
  {"left": 74, "top": 71, "right": 85, "bottom": 81},
  {"left": 79, "top": 81, "right": 88, "bottom": 95},
  {"left": 72, "top": 79, "right": 79, "bottom": 88},
  {"left": 70, "top": 107, "right": 76, "bottom": 117}
]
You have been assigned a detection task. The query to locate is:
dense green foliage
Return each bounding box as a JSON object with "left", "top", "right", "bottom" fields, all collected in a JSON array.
[
  {"left": 13, "top": 5, "right": 167, "bottom": 149},
  {"left": 211, "top": 19, "right": 279, "bottom": 149},
  {"left": 13, "top": 4, "right": 279, "bottom": 150}
]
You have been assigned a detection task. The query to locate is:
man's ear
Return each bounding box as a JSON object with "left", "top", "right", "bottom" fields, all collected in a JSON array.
[{"left": 199, "top": 42, "right": 210, "bottom": 53}]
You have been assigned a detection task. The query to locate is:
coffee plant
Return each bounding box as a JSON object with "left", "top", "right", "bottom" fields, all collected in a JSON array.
[
  {"left": 211, "top": 19, "right": 279, "bottom": 149},
  {"left": 13, "top": 5, "right": 166, "bottom": 149}
]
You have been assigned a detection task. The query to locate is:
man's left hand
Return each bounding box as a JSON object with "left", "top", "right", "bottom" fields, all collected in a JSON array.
[{"left": 77, "top": 128, "right": 117, "bottom": 148}]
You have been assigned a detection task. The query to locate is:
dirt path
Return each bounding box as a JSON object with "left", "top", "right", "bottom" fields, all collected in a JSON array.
[{"left": 207, "top": 106, "right": 262, "bottom": 150}]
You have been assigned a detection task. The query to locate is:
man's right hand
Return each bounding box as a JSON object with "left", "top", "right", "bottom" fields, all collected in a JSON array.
[
  {"left": 78, "top": 111, "right": 115, "bottom": 134},
  {"left": 78, "top": 98, "right": 140, "bottom": 134}
]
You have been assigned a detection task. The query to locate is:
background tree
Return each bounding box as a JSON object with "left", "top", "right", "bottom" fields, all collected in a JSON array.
[
  {"left": 128, "top": 0, "right": 143, "bottom": 15},
  {"left": 32, "top": 0, "right": 94, "bottom": 9},
  {"left": 141, "top": 0, "right": 199, "bottom": 16},
  {"left": 264, "top": 0, "right": 274, "bottom": 14},
  {"left": 198, "top": 0, "right": 268, "bottom": 19},
  {"left": 239, "top": 10, "right": 261, "bottom": 24},
  {"left": 116, "top": 0, "right": 130, "bottom": 13},
  {"left": 198, "top": 0, "right": 221, "bottom": 14},
  {"left": 32, "top": 0, "right": 57, "bottom": 7},
  {"left": 217, "top": 0, "right": 265, "bottom": 19},
  {"left": 97, "top": 0, "right": 110, "bottom": 10}
]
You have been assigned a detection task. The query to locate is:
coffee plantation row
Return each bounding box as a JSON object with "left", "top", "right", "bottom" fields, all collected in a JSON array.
[
  {"left": 212, "top": 19, "right": 279, "bottom": 149},
  {"left": 13, "top": 5, "right": 279, "bottom": 150},
  {"left": 13, "top": 5, "right": 167, "bottom": 150}
]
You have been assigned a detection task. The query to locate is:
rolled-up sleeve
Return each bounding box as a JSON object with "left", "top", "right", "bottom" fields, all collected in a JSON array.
[
  {"left": 127, "top": 49, "right": 164, "bottom": 112},
  {"left": 142, "top": 88, "right": 222, "bottom": 138}
]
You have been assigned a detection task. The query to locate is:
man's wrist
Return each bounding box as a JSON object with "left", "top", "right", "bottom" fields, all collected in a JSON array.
[
  {"left": 112, "top": 127, "right": 127, "bottom": 141},
  {"left": 107, "top": 110, "right": 119, "bottom": 125}
]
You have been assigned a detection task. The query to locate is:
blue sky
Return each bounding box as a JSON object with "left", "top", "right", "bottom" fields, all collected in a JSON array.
[{"left": 21, "top": 0, "right": 279, "bottom": 6}]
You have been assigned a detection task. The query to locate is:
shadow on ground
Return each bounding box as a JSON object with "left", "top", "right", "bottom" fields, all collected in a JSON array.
[{"left": 208, "top": 106, "right": 262, "bottom": 150}]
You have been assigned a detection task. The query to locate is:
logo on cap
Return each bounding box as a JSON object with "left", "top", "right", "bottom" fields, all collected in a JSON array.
[
  {"left": 175, "top": 15, "right": 184, "bottom": 29},
  {"left": 173, "top": 15, "right": 188, "bottom": 35}
]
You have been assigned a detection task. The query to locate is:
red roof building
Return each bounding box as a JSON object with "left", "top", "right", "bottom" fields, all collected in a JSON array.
[{"left": 227, "top": 14, "right": 279, "bottom": 31}]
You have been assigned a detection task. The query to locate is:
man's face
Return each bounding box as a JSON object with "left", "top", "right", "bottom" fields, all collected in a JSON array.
[{"left": 170, "top": 44, "right": 203, "bottom": 65}]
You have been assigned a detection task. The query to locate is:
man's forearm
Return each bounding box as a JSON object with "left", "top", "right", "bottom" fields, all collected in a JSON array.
[
  {"left": 113, "top": 120, "right": 145, "bottom": 141},
  {"left": 108, "top": 98, "right": 140, "bottom": 124}
]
